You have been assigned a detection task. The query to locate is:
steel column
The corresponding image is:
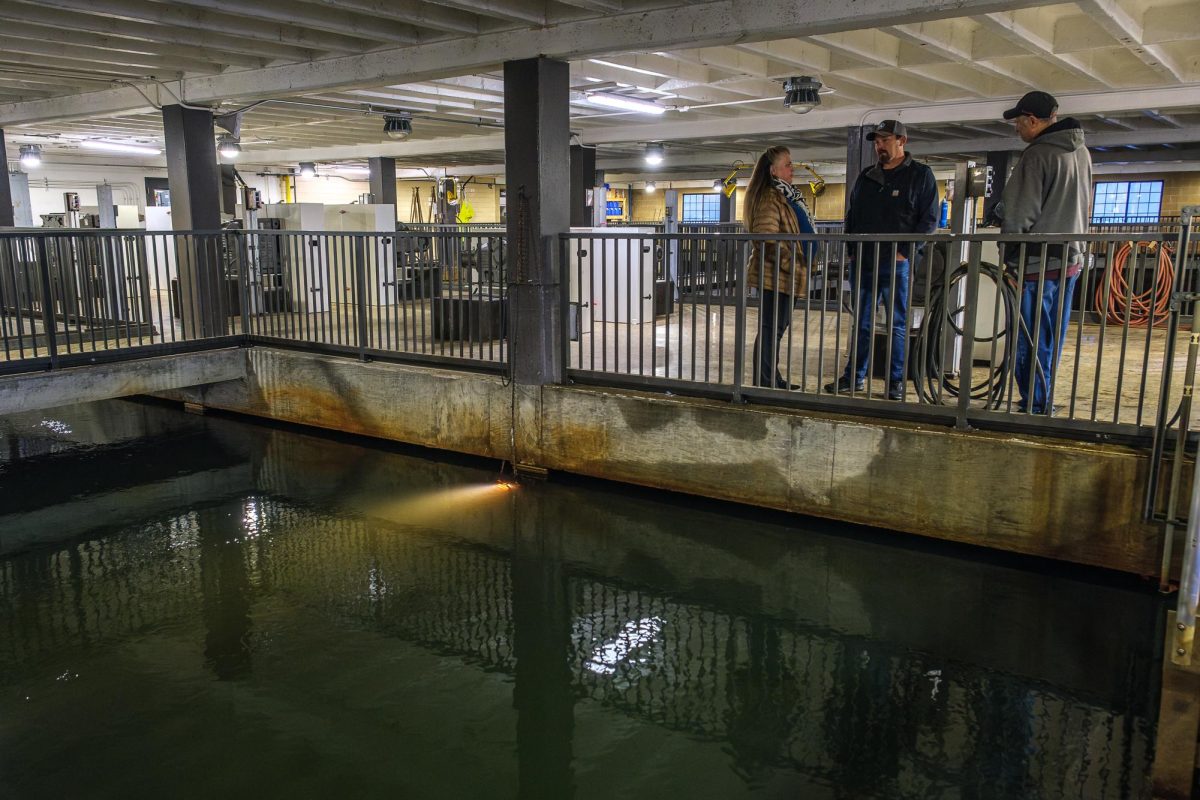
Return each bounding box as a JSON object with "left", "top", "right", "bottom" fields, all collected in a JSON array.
[
  {"left": 504, "top": 57, "right": 569, "bottom": 386},
  {"left": 0, "top": 129, "right": 14, "bottom": 227},
  {"left": 844, "top": 125, "right": 876, "bottom": 214},
  {"left": 569, "top": 144, "right": 596, "bottom": 228},
  {"left": 368, "top": 157, "right": 397, "bottom": 208},
  {"left": 162, "top": 104, "right": 226, "bottom": 337}
]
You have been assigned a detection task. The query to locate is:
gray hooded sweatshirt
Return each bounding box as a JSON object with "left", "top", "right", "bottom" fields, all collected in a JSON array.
[{"left": 998, "top": 117, "right": 1092, "bottom": 278}]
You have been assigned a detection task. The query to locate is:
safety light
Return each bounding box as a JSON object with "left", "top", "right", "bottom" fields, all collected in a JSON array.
[
  {"left": 783, "top": 76, "right": 822, "bottom": 114},
  {"left": 217, "top": 135, "right": 241, "bottom": 159},
  {"left": 383, "top": 115, "right": 412, "bottom": 141},
  {"left": 18, "top": 144, "right": 41, "bottom": 168}
]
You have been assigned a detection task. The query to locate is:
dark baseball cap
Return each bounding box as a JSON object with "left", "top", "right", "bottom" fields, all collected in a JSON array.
[
  {"left": 1003, "top": 90, "right": 1058, "bottom": 120},
  {"left": 866, "top": 119, "right": 907, "bottom": 140}
]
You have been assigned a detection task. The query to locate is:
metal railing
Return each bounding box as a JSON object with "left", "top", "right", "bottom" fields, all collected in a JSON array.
[
  {"left": 6, "top": 222, "right": 1199, "bottom": 443},
  {"left": 1, "top": 228, "right": 509, "bottom": 374},
  {"left": 561, "top": 223, "right": 1200, "bottom": 441}
]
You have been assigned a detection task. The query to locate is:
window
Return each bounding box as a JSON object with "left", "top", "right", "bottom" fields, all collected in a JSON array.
[
  {"left": 1091, "top": 181, "right": 1163, "bottom": 224},
  {"left": 681, "top": 193, "right": 722, "bottom": 223}
]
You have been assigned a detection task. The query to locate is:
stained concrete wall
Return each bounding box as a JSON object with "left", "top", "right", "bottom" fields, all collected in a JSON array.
[{"left": 161, "top": 348, "right": 1163, "bottom": 576}]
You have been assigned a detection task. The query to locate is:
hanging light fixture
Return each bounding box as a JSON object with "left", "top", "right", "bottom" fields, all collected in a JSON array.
[
  {"left": 217, "top": 134, "right": 241, "bottom": 160},
  {"left": 383, "top": 114, "right": 412, "bottom": 141},
  {"left": 644, "top": 143, "right": 665, "bottom": 166},
  {"left": 783, "top": 76, "right": 822, "bottom": 114},
  {"left": 644, "top": 181, "right": 657, "bottom": 193},
  {"left": 18, "top": 144, "right": 41, "bottom": 168},
  {"left": 299, "top": 162, "right": 317, "bottom": 178}
]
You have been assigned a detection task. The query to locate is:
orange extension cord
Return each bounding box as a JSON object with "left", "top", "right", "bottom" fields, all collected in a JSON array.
[{"left": 1094, "top": 241, "right": 1174, "bottom": 327}]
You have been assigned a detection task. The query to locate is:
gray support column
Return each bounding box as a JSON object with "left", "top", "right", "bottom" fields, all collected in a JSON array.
[
  {"left": 982, "top": 150, "right": 1017, "bottom": 227},
  {"left": 162, "top": 104, "right": 226, "bottom": 337},
  {"left": 0, "top": 130, "right": 14, "bottom": 227},
  {"left": 504, "top": 57, "right": 570, "bottom": 386},
  {"left": 9, "top": 172, "right": 32, "bottom": 227},
  {"left": 591, "top": 170, "right": 606, "bottom": 227},
  {"left": 719, "top": 191, "right": 735, "bottom": 223},
  {"left": 162, "top": 105, "right": 220, "bottom": 231},
  {"left": 845, "top": 125, "right": 876, "bottom": 214},
  {"left": 369, "top": 157, "right": 397, "bottom": 207},
  {"left": 568, "top": 145, "right": 595, "bottom": 227},
  {"left": 96, "top": 184, "right": 116, "bottom": 228}
]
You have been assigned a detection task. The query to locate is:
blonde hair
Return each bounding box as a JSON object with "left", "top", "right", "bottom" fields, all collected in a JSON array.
[{"left": 741, "top": 146, "right": 790, "bottom": 231}]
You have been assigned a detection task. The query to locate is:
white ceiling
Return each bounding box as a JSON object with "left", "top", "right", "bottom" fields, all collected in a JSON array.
[{"left": 0, "top": 0, "right": 1197, "bottom": 177}]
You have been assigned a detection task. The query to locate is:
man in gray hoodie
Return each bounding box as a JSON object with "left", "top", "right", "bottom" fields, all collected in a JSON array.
[{"left": 997, "top": 90, "right": 1092, "bottom": 415}]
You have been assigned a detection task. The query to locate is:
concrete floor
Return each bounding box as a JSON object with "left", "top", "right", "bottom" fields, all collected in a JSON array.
[{"left": 3, "top": 290, "right": 1194, "bottom": 431}]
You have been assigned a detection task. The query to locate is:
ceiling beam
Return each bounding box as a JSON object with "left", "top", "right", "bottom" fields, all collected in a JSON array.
[
  {"left": 163, "top": 0, "right": 423, "bottom": 45},
  {"left": 297, "top": 0, "right": 482, "bottom": 35},
  {"left": 9, "top": 0, "right": 370, "bottom": 54},
  {"left": 1072, "top": 0, "right": 1186, "bottom": 82},
  {"left": 976, "top": 12, "right": 1111, "bottom": 88},
  {"left": 0, "top": 0, "right": 311, "bottom": 62},
  {"left": 0, "top": 0, "right": 1068, "bottom": 125}
]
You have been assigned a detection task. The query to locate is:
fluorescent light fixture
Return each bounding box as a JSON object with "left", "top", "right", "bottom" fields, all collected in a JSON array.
[
  {"left": 18, "top": 144, "right": 41, "bottom": 168},
  {"left": 644, "top": 143, "right": 664, "bottom": 166},
  {"left": 644, "top": 181, "right": 656, "bottom": 193},
  {"left": 80, "top": 140, "right": 161, "bottom": 155},
  {"left": 584, "top": 92, "right": 666, "bottom": 115},
  {"left": 299, "top": 162, "right": 317, "bottom": 178}
]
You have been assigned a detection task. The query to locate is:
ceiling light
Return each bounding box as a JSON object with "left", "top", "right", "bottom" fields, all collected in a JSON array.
[
  {"left": 783, "top": 76, "right": 822, "bottom": 114},
  {"left": 79, "top": 140, "right": 161, "bottom": 155},
  {"left": 18, "top": 144, "right": 41, "bottom": 168},
  {"left": 217, "top": 134, "right": 241, "bottom": 159},
  {"left": 645, "top": 181, "right": 656, "bottom": 193},
  {"left": 584, "top": 93, "right": 666, "bottom": 115},
  {"left": 383, "top": 114, "right": 412, "bottom": 141},
  {"left": 299, "top": 162, "right": 317, "bottom": 178},
  {"left": 644, "top": 143, "right": 665, "bottom": 166}
]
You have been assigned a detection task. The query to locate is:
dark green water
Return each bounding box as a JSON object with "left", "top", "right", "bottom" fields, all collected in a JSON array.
[{"left": 0, "top": 400, "right": 1162, "bottom": 799}]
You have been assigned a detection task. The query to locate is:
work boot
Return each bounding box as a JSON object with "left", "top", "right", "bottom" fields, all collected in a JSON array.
[
  {"left": 824, "top": 376, "right": 864, "bottom": 394},
  {"left": 887, "top": 381, "right": 905, "bottom": 401}
]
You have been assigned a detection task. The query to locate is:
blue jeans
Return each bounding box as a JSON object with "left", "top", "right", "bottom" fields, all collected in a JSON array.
[
  {"left": 844, "top": 259, "right": 909, "bottom": 384},
  {"left": 1015, "top": 273, "right": 1078, "bottom": 413}
]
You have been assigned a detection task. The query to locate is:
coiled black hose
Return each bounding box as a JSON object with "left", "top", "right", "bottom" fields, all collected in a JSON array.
[{"left": 910, "top": 260, "right": 1019, "bottom": 408}]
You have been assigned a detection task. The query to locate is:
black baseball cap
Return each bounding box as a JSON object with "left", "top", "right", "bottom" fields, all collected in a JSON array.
[
  {"left": 866, "top": 119, "right": 907, "bottom": 140},
  {"left": 1003, "top": 90, "right": 1058, "bottom": 120}
]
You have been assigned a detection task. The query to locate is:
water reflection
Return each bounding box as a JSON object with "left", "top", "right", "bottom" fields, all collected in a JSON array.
[{"left": 0, "top": 400, "right": 1163, "bottom": 799}]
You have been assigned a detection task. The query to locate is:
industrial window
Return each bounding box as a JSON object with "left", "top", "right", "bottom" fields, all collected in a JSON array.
[
  {"left": 1091, "top": 181, "right": 1163, "bottom": 224},
  {"left": 681, "top": 193, "right": 722, "bottom": 223}
]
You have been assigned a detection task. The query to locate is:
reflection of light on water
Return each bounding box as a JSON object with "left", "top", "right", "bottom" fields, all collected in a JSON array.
[
  {"left": 368, "top": 482, "right": 516, "bottom": 526},
  {"left": 38, "top": 419, "right": 72, "bottom": 435},
  {"left": 167, "top": 512, "right": 200, "bottom": 551},
  {"left": 242, "top": 499, "right": 268, "bottom": 539},
  {"left": 585, "top": 616, "right": 665, "bottom": 675}
]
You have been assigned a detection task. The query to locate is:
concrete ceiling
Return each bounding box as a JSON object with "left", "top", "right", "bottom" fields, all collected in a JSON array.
[{"left": 0, "top": 0, "right": 1197, "bottom": 177}]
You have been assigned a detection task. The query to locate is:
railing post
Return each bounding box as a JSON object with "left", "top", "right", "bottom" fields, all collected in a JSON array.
[
  {"left": 732, "top": 238, "right": 747, "bottom": 403},
  {"left": 353, "top": 235, "right": 368, "bottom": 361},
  {"left": 34, "top": 235, "right": 58, "bottom": 369},
  {"left": 954, "top": 238, "right": 983, "bottom": 430}
]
